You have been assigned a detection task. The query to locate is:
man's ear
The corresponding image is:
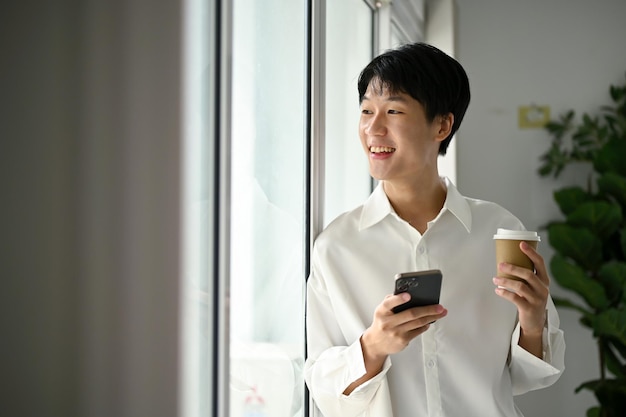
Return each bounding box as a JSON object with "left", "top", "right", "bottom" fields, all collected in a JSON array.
[{"left": 435, "top": 113, "right": 454, "bottom": 142}]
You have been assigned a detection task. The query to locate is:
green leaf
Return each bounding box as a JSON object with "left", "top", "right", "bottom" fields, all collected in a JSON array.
[
  {"left": 550, "top": 255, "right": 609, "bottom": 310},
  {"left": 554, "top": 186, "right": 594, "bottom": 216},
  {"left": 610, "top": 84, "right": 625, "bottom": 102},
  {"left": 598, "top": 173, "right": 626, "bottom": 208},
  {"left": 594, "top": 139, "right": 626, "bottom": 176},
  {"left": 604, "top": 113, "right": 618, "bottom": 130},
  {"left": 566, "top": 201, "right": 622, "bottom": 239},
  {"left": 603, "top": 342, "right": 626, "bottom": 378},
  {"left": 540, "top": 111, "right": 582, "bottom": 178},
  {"left": 598, "top": 262, "right": 626, "bottom": 305},
  {"left": 586, "top": 407, "right": 600, "bottom": 417},
  {"left": 548, "top": 223, "right": 603, "bottom": 269},
  {"left": 590, "top": 309, "right": 626, "bottom": 345},
  {"left": 578, "top": 378, "right": 626, "bottom": 415},
  {"left": 611, "top": 338, "right": 626, "bottom": 364},
  {"left": 545, "top": 120, "right": 568, "bottom": 138},
  {"left": 552, "top": 295, "right": 593, "bottom": 317},
  {"left": 538, "top": 143, "right": 570, "bottom": 178},
  {"left": 577, "top": 379, "right": 601, "bottom": 394},
  {"left": 538, "top": 164, "right": 552, "bottom": 177},
  {"left": 545, "top": 110, "right": 575, "bottom": 137}
]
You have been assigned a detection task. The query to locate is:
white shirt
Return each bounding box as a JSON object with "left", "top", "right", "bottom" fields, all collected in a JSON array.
[{"left": 304, "top": 178, "right": 565, "bottom": 417}]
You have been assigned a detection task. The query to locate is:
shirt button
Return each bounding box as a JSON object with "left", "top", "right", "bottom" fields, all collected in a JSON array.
[
  {"left": 427, "top": 360, "right": 435, "bottom": 368},
  {"left": 418, "top": 246, "right": 425, "bottom": 255}
]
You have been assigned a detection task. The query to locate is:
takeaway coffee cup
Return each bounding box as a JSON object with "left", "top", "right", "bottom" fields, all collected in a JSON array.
[{"left": 493, "top": 228, "right": 541, "bottom": 280}]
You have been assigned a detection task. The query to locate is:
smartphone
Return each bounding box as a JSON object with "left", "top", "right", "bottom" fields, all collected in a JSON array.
[{"left": 392, "top": 269, "right": 443, "bottom": 313}]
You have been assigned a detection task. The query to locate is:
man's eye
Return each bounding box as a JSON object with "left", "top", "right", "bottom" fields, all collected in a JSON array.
[
  {"left": 388, "top": 109, "right": 402, "bottom": 114},
  {"left": 361, "top": 109, "right": 373, "bottom": 115}
]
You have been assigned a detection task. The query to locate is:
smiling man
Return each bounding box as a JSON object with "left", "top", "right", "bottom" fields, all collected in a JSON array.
[{"left": 304, "top": 43, "right": 565, "bottom": 417}]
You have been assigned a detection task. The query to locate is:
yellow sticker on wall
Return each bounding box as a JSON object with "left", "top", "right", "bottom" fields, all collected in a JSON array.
[{"left": 518, "top": 105, "right": 550, "bottom": 129}]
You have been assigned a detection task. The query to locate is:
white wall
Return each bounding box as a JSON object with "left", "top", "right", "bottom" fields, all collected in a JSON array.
[{"left": 455, "top": 0, "right": 626, "bottom": 415}]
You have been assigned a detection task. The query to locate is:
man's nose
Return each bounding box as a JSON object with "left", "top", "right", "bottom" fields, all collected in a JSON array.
[{"left": 364, "top": 114, "right": 387, "bottom": 136}]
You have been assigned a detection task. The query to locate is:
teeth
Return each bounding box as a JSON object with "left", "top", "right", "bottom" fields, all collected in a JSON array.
[{"left": 370, "top": 146, "right": 395, "bottom": 153}]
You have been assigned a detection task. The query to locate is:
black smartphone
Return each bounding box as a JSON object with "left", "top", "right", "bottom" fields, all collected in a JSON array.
[{"left": 392, "top": 269, "right": 443, "bottom": 313}]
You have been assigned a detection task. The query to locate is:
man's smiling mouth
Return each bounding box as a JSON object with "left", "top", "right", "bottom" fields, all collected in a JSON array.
[{"left": 370, "top": 146, "right": 396, "bottom": 153}]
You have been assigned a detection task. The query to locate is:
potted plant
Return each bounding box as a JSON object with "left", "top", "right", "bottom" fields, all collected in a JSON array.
[{"left": 538, "top": 73, "right": 626, "bottom": 417}]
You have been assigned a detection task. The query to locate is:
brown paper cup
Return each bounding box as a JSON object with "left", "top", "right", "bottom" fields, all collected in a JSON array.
[{"left": 493, "top": 229, "right": 540, "bottom": 281}]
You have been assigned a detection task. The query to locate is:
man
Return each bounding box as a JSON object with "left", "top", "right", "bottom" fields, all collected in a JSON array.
[{"left": 304, "top": 43, "right": 565, "bottom": 417}]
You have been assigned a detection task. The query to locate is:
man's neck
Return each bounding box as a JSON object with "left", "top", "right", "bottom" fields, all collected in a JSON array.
[{"left": 382, "top": 176, "right": 447, "bottom": 233}]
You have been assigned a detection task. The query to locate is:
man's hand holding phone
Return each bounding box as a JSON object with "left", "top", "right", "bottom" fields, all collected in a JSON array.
[
  {"left": 364, "top": 269, "right": 446, "bottom": 357},
  {"left": 363, "top": 293, "right": 447, "bottom": 357},
  {"left": 344, "top": 293, "right": 447, "bottom": 395},
  {"left": 343, "top": 270, "right": 447, "bottom": 395}
]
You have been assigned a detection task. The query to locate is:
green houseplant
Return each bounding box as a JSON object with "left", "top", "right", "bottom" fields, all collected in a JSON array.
[{"left": 538, "top": 74, "right": 626, "bottom": 417}]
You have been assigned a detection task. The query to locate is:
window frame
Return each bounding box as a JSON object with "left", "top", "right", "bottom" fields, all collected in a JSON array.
[{"left": 183, "top": 1, "right": 430, "bottom": 415}]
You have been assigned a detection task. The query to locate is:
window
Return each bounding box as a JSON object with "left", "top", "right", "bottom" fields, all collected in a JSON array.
[
  {"left": 181, "top": 0, "right": 218, "bottom": 415},
  {"left": 181, "top": 1, "right": 430, "bottom": 416},
  {"left": 229, "top": 0, "right": 307, "bottom": 416},
  {"left": 323, "top": 0, "right": 375, "bottom": 226}
]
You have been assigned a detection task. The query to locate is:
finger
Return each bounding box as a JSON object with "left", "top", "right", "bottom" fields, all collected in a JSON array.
[
  {"left": 497, "top": 262, "right": 534, "bottom": 284},
  {"left": 519, "top": 242, "right": 550, "bottom": 285},
  {"left": 398, "top": 305, "right": 448, "bottom": 328},
  {"left": 382, "top": 293, "right": 411, "bottom": 314},
  {"left": 403, "top": 304, "right": 447, "bottom": 319},
  {"left": 494, "top": 284, "right": 518, "bottom": 300},
  {"left": 405, "top": 323, "right": 431, "bottom": 340},
  {"left": 493, "top": 276, "right": 534, "bottom": 300},
  {"left": 498, "top": 262, "right": 548, "bottom": 293},
  {"left": 494, "top": 284, "right": 532, "bottom": 310},
  {"left": 493, "top": 277, "right": 548, "bottom": 310}
]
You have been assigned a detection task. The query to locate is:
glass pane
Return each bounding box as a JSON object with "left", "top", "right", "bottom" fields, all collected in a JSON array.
[
  {"left": 324, "top": 0, "right": 374, "bottom": 226},
  {"left": 181, "top": 0, "right": 215, "bottom": 415},
  {"left": 230, "top": 1, "right": 306, "bottom": 416}
]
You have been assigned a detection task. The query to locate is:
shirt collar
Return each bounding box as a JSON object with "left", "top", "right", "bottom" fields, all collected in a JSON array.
[
  {"left": 442, "top": 177, "right": 472, "bottom": 233},
  {"left": 358, "top": 177, "right": 472, "bottom": 233}
]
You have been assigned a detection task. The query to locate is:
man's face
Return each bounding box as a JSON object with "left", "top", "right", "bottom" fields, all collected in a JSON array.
[{"left": 359, "top": 81, "right": 444, "bottom": 184}]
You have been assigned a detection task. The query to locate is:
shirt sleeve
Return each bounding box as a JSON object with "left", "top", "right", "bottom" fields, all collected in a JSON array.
[
  {"left": 304, "top": 249, "right": 391, "bottom": 417},
  {"left": 509, "top": 296, "right": 566, "bottom": 395}
]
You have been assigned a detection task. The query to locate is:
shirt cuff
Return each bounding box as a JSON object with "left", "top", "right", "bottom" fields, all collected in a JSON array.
[
  {"left": 341, "top": 337, "right": 392, "bottom": 398},
  {"left": 509, "top": 309, "right": 564, "bottom": 384}
]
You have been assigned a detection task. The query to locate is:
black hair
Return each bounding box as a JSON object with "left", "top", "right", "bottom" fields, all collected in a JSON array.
[{"left": 357, "top": 43, "right": 471, "bottom": 156}]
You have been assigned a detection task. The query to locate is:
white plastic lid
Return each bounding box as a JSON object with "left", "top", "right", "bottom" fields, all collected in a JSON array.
[{"left": 493, "top": 228, "right": 540, "bottom": 241}]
